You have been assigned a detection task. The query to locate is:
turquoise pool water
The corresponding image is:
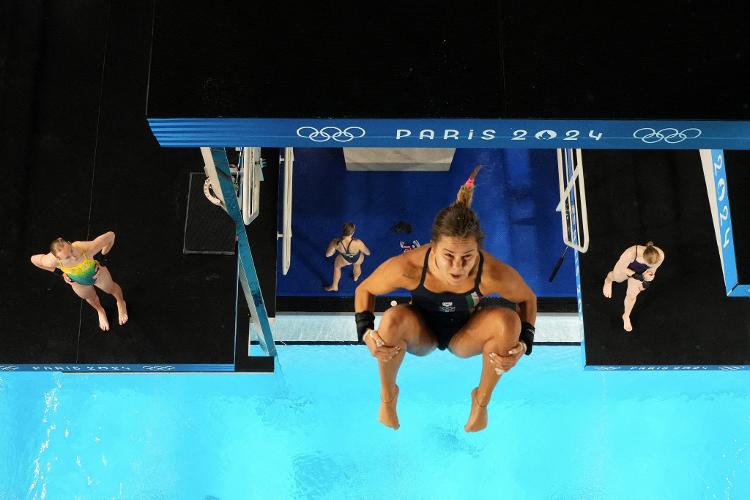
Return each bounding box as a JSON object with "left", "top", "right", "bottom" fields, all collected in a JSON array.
[{"left": 2, "top": 346, "right": 749, "bottom": 499}]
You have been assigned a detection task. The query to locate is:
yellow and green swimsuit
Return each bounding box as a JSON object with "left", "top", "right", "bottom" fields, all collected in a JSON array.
[{"left": 57, "top": 244, "right": 98, "bottom": 285}]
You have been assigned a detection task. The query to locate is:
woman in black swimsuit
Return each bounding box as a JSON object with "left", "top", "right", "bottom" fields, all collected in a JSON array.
[
  {"left": 354, "top": 167, "right": 537, "bottom": 432},
  {"left": 602, "top": 242, "right": 665, "bottom": 332},
  {"left": 325, "top": 223, "right": 371, "bottom": 291}
]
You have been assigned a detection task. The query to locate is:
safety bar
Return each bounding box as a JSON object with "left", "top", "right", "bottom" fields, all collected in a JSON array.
[{"left": 556, "top": 148, "right": 590, "bottom": 253}]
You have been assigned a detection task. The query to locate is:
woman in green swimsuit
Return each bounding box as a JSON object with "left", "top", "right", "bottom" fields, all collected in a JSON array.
[{"left": 30, "top": 231, "right": 128, "bottom": 331}]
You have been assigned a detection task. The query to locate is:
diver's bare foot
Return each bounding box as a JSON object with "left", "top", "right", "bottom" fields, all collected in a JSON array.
[
  {"left": 117, "top": 300, "right": 128, "bottom": 325},
  {"left": 97, "top": 310, "right": 110, "bottom": 332},
  {"left": 324, "top": 285, "right": 338, "bottom": 292},
  {"left": 603, "top": 279, "right": 613, "bottom": 298},
  {"left": 464, "top": 387, "right": 489, "bottom": 433},
  {"left": 623, "top": 315, "right": 633, "bottom": 332},
  {"left": 378, "top": 385, "right": 400, "bottom": 430}
]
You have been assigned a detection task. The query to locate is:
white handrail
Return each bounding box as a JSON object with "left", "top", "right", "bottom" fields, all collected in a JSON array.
[
  {"left": 201, "top": 147, "right": 225, "bottom": 206},
  {"left": 241, "top": 147, "right": 262, "bottom": 225},
  {"left": 556, "top": 148, "right": 589, "bottom": 253},
  {"left": 280, "top": 148, "right": 294, "bottom": 275}
]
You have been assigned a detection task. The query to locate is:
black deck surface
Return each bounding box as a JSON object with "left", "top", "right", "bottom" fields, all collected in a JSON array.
[
  {"left": 147, "top": 1, "right": 750, "bottom": 119},
  {"left": 0, "top": 1, "right": 237, "bottom": 365},
  {"left": 579, "top": 150, "right": 750, "bottom": 366},
  {"left": 725, "top": 151, "right": 750, "bottom": 284}
]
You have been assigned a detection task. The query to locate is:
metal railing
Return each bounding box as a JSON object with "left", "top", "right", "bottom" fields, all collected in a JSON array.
[
  {"left": 556, "top": 148, "right": 589, "bottom": 253},
  {"left": 278, "top": 147, "right": 294, "bottom": 275},
  {"left": 200, "top": 147, "right": 276, "bottom": 360}
]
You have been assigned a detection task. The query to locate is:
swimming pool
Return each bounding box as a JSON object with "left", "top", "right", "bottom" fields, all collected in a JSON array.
[{"left": 2, "top": 345, "right": 749, "bottom": 499}]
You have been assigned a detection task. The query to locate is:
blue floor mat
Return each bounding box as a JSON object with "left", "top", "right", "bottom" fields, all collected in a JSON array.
[{"left": 277, "top": 148, "right": 576, "bottom": 297}]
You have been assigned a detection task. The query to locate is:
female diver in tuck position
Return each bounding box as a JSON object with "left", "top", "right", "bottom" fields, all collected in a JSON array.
[
  {"left": 354, "top": 167, "right": 537, "bottom": 432},
  {"left": 31, "top": 231, "right": 128, "bottom": 331}
]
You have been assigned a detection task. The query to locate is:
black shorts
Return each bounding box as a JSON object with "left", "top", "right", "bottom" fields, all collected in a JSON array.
[{"left": 410, "top": 297, "right": 517, "bottom": 351}]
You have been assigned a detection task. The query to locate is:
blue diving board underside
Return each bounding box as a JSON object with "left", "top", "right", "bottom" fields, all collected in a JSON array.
[{"left": 148, "top": 118, "right": 750, "bottom": 150}]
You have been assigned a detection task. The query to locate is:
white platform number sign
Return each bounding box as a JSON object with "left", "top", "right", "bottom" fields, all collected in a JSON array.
[{"left": 711, "top": 149, "right": 738, "bottom": 294}]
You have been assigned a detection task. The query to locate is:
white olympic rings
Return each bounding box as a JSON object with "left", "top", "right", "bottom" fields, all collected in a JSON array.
[
  {"left": 633, "top": 127, "right": 702, "bottom": 144},
  {"left": 296, "top": 126, "right": 366, "bottom": 143}
]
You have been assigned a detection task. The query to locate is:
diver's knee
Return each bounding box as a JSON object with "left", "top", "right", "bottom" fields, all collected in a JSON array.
[
  {"left": 379, "top": 305, "right": 414, "bottom": 340},
  {"left": 482, "top": 308, "right": 521, "bottom": 349},
  {"left": 491, "top": 308, "right": 520, "bottom": 336}
]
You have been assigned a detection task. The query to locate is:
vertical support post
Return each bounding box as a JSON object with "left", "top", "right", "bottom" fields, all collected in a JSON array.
[{"left": 207, "top": 147, "right": 277, "bottom": 358}]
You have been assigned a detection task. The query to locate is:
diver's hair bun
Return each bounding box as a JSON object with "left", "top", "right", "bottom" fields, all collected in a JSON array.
[
  {"left": 455, "top": 165, "right": 482, "bottom": 208},
  {"left": 432, "top": 166, "right": 485, "bottom": 247}
]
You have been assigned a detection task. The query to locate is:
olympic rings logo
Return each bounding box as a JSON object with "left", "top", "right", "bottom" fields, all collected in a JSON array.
[
  {"left": 296, "top": 126, "right": 366, "bottom": 143},
  {"left": 143, "top": 365, "right": 176, "bottom": 372},
  {"left": 633, "top": 127, "right": 702, "bottom": 144},
  {"left": 0, "top": 365, "right": 19, "bottom": 371}
]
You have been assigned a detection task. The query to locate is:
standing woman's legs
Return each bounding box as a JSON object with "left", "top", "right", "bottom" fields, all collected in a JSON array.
[
  {"left": 622, "top": 278, "right": 643, "bottom": 332},
  {"left": 352, "top": 254, "right": 365, "bottom": 282},
  {"left": 603, "top": 269, "right": 627, "bottom": 298},
  {"left": 70, "top": 282, "right": 110, "bottom": 331},
  {"left": 92, "top": 266, "right": 128, "bottom": 325},
  {"left": 325, "top": 255, "right": 349, "bottom": 291}
]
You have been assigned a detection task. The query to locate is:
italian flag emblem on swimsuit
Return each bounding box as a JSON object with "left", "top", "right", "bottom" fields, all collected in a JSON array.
[{"left": 466, "top": 292, "right": 481, "bottom": 311}]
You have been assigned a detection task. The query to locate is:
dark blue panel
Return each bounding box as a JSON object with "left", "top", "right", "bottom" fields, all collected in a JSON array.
[{"left": 277, "top": 149, "right": 575, "bottom": 298}]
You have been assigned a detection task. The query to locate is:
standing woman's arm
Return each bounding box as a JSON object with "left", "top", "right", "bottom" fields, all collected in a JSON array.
[
  {"left": 325, "top": 239, "right": 339, "bottom": 257},
  {"left": 360, "top": 240, "right": 371, "bottom": 256},
  {"left": 30, "top": 253, "right": 59, "bottom": 273},
  {"left": 81, "top": 231, "right": 116, "bottom": 256},
  {"left": 614, "top": 246, "right": 637, "bottom": 277}
]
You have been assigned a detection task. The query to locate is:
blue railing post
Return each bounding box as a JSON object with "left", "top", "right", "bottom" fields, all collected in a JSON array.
[{"left": 210, "top": 147, "right": 277, "bottom": 358}]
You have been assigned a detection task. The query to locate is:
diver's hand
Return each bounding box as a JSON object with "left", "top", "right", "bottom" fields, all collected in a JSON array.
[
  {"left": 92, "top": 263, "right": 104, "bottom": 280},
  {"left": 63, "top": 273, "right": 73, "bottom": 285},
  {"left": 364, "top": 329, "right": 402, "bottom": 363},
  {"left": 488, "top": 341, "right": 526, "bottom": 374}
]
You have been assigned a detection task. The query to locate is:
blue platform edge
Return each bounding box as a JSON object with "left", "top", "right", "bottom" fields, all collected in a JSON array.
[
  {"left": 587, "top": 365, "right": 750, "bottom": 371},
  {"left": 147, "top": 118, "right": 750, "bottom": 149},
  {"left": 0, "top": 364, "right": 234, "bottom": 373}
]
